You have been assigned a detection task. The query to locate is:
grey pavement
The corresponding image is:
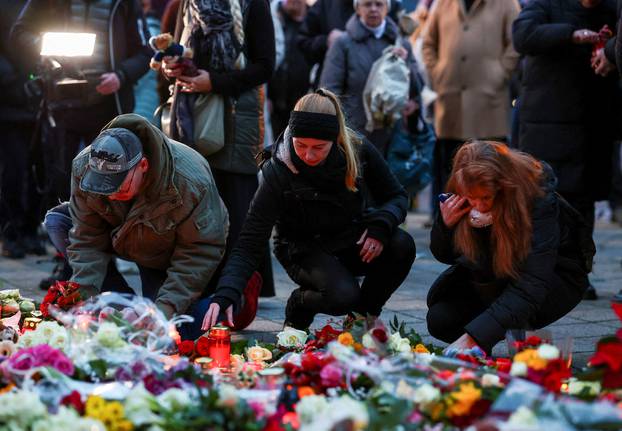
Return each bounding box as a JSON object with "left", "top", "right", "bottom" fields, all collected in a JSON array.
[{"left": 1, "top": 212, "right": 620, "bottom": 367}]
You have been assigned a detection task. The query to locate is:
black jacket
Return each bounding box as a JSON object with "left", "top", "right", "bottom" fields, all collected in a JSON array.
[
  {"left": 603, "top": 0, "right": 621, "bottom": 67},
  {"left": 512, "top": 0, "right": 619, "bottom": 199},
  {"left": 1, "top": 0, "right": 35, "bottom": 124},
  {"left": 429, "top": 166, "right": 593, "bottom": 351},
  {"left": 10, "top": 0, "right": 151, "bottom": 114},
  {"left": 215, "top": 137, "right": 409, "bottom": 307}
]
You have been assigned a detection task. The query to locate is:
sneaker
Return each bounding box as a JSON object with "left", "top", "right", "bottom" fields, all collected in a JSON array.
[
  {"left": 582, "top": 284, "right": 598, "bottom": 300},
  {"left": 231, "top": 271, "right": 262, "bottom": 331},
  {"left": 2, "top": 238, "right": 26, "bottom": 259},
  {"left": 39, "top": 254, "right": 72, "bottom": 291},
  {"left": 284, "top": 288, "right": 315, "bottom": 330}
]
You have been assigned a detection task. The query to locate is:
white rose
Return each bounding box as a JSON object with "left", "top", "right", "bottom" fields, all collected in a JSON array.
[
  {"left": 49, "top": 333, "right": 69, "bottom": 351},
  {"left": 388, "top": 333, "right": 411, "bottom": 353},
  {"left": 95, "top": 322, "right": 126, "bottom": 348},
  {"left": 276, "top": 327, "right": 308, "bottom": 349},
  {"left": 510, "top": 361, "right": 528, "bottom": 377},
  {"left": 413, "top": 383, "right": 441, "bottom": 406},
  {"left": 32, "top": 406, "right": 106, "bottom": 431},
  {"left": 362, "top": 333, "right": 375, "bottom": 349},
  {"left": 482, "top": 373, "right": 502, "bottom": 388},
  {"left": 157, "top": 388, "right": 192, "bottom": 411},
  {"left": 125, "top": 385, "right": 159, "bottom": 426},
  {"left": 536, "top": 344, "right": 560, "bottom": 360},
  {"left": 327, "top": 341, "right": 354, "bottom": 362},
  {"left": 17, "top": 331, "right": 36, "bottom": 348},
  {"left": 567, "top": 379, "right": 601, "bottom": 397},
  {"left": 296, "top": 395, "right": 329, "bottom": 424},
  {"left": 37, "top": 321, "right": 63, "bottom": 340},
  {"left": 0, "top": 389, "right": 47, "bottom": 428},
  {"left": 217, "top": 384, "right": 239, "bottom": 407},
  {"left": 326, "top": 396, "right": 369, "bottom": 430},
  {"left": 395, "top": 380, "right": 415, "bottom": 399}
]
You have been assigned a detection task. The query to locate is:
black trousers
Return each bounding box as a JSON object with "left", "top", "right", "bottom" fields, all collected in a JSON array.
[
  {"left": 284, "top": 229, "right": 416, "bottom": 322},
  {"left": 0, "top": 123, "right": 41, "bottom": 240},
  {"left": 432, "top": 139, "right": 464, "bottom": 216},
  {"left": 426, "top": 264, "right": 584, "bottom": 352},
  {"left": 209, "top": 168, "right": 275, "bottom": 297}
]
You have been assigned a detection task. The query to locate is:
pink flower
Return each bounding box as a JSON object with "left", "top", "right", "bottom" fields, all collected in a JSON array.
[
  {"left": 9, "top": 353, "right": 35, "bottom": 370},
  {"left": 52, "top": 357, "right": 75, "bottom": 376},
  {"left": 319, "top": 363, "right": 343, "bottom": 388}
]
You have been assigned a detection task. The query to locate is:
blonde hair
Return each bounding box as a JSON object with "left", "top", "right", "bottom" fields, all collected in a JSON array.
[
  {"left": 293, "top": 89, "right": 361, "bottom": 191},
  {"left": 447, "top": 141, "right": 544, "bottom": 279}
]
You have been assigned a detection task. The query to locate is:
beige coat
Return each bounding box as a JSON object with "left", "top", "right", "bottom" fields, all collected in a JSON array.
[{"left": 422, "top": 0, "right": 520, "bottom": 140}]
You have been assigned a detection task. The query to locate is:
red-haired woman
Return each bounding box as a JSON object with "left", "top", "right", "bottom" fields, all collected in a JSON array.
[{"left": 427, "top": 141, "right": 595, "bottom": 354}]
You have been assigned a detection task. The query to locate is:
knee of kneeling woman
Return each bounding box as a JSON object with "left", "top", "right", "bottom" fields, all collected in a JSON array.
[
  {"left": 426, "top": 305, "right": 456, "bottom": 343},
  {"left": 387, "top": 229, "right": 416, "bottom": 262}
]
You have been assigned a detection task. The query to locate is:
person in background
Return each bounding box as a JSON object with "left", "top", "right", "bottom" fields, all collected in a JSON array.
[
  {"left": 513, "top": 0, "right": 619, "bottom": 300},
  {"left": 163, "top": 0, "right": 276, "bottom": 297},
  {"left": 134, "top": 0, "right": 169, "bottom": 121},
  {"left": 422, "top": 0, "right": 520, "bottom": 200},
  {"left": 320, "top": 0, "right": 420, "bottom": 155},
  {"left": 0, "top": 0, "right": 45, "bottom": 259},
  {"left": 298, "top": 0, "right": 403, "bottom": 89},
  {"left": 268, "top": 0, "right": 312, "bottom": 138},
  {"left": 201, "top": 90, "right": 415, "bottom": 331},
  {"left": 427, "top": 141, "right": 593, "bottom": 354}
]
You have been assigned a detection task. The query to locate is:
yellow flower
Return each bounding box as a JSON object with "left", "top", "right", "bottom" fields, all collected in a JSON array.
[
  {"left": 527, "top": 357, "right": 548, "bottom": 371},
  {"left": 111, "top": 419, "right": 134, "bottom": 431},
  {"left": 85, "top": 395, "right": 106, "bottom": 418},
  {"left": 338, "top": 332, "right": 354, "bottom": 346},
  {"left": 413, "top": 344, "right": 430, "bottom": 354},
  {"left": 447, "top": 382, "right": 482, "bottom": 417},
  {"left": 104, "top": 401, "right": 125, "bottom": 420},
  {"left": 514, "top": 349, "right": 538, "bottom": 364},
  {"left": 353, "top": 342, "right": 363, "bottom": 352},
  {"left": 430, "top": 402, "right": 444, "bottom": 421}
]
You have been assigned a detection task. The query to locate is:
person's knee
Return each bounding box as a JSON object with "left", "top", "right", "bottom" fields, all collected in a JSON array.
[
  {"left": 324, "top": 280, "right": 361, "bottom": 315},
  {"left": 387, "top": 229, "right": 416, "bottom": 264},
  {"left": 43, "top": 202, "right": 72, "bottom": 233}
]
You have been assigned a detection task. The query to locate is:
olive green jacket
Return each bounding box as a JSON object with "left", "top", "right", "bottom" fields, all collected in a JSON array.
[{"left": 67, "top": 114, "right": 229, "bottom": 317}]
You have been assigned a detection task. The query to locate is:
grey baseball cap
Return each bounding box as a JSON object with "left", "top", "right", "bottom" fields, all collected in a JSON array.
[{"left": 80, "top": 128, "right": 144, "bottom": 195}]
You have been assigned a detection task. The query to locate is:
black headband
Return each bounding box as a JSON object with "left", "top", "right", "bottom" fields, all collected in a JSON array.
[{"left": 288, "top": 111, "right": 340, "bottom": 142}]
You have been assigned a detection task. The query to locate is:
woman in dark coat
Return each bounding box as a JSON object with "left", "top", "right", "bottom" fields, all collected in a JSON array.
[
  {"left": 512, "top": 0, "right": 618, "bottom": 239},
  {"left": 202, "top": 89, "right": 416, "bottom": 330},
  {"left": 320, "top": 0, "right": 420, "bottom": 155},
  {"left": 427, "top": 141, "right": 594, "bottom": 354}
]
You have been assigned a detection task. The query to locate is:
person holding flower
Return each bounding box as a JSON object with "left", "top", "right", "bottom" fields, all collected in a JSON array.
[
  {"left": 427, "top": 141, "right": 595, "bottom": 354},
  {"left": 203, "top": 89, "right": 416, "bottom": 330}
]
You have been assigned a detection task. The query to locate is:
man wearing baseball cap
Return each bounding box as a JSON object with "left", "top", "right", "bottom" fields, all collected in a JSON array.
[{"left": 41, "top": 114, "right": 233, "bottom": 338}]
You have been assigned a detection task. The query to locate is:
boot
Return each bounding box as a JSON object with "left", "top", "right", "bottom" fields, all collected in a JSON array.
[
  {"left": 284, "top": 289, "right": 315, "bottom": 330},
  {"left": 2, "top": 238, "right": 26, "bottom": 259},
  {"left": 39, "top": 254, "right": 72, "bottom": 291},
  {"left": 582, "top": 284, "right": 598, "bottom": 300}
]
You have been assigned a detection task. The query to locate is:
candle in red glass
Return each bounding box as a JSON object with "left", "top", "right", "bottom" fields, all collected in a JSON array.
[{"left": 208, "top": 326, "right": 231, "bottom": 368}]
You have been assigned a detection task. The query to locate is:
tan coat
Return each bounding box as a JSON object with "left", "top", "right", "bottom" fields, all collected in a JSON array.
[{"left": 422, "top": 0, "right": 520, "bottom": 140}]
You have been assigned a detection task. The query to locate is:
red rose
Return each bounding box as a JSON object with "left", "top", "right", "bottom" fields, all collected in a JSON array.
[
  {"left": 372, "top": 328, "right": 388, "bottom": 343},
  {"left": 314, "top": 325, "right": 342, "bottom": 347},
  {"left": 195, "top": 336, "right": 210, "bottom": 356},
  {"left": 61, "top": 390, "right": 84, "bottom": 414},
  {"left": 612, "top": 302, "right": 622, "bottom": 322},
  {"left": 602, "top": 369, "right": 622, "bottom": 389},
  {"left": 525, "top": 336, "right": 542, "bottom": 346},
  {"left": 590, "top": 340, "right": 622, "bottom": 372},
  {"left": 178, "top": 340, "right": 195, "bottom": 356},
  {"left": 495, "top": 358, "right": 512, "bottom": 373}
]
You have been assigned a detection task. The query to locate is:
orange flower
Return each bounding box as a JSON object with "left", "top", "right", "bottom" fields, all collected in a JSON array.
[
  {"left": 353, "top": 342, "right": 364, "bottom": 352},
  {"left": 337, "top": 332, "right": 354, "bottom": 346},
  {"left": 447, "top": 382, "right": 482, "bottom": 417},
  {"left": 413, "top": 344, "right": 430, "bottom": 354},
  {"left": 298, "top": 386, "right": 315, "bottom": 398}
]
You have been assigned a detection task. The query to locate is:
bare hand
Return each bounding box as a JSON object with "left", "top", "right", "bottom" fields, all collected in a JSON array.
[
  {"left": 572, "top": 29, "right": 599, "bottom": 44},
  {"left": 162, "top": 56, "right": 183, "bottom": 79},
  {"left": 591, "top": 48, "right": 616, "bottom": 76},
  {"left": 402, "top": 99, "right": 418, "bottom": 117},
  {"left": 440, "top": 194, "right": 471, "bottom": 228},
  {"left": 96, "top": 73, "right": 121, "bottom": 95},
  {"left": 392, "top": 46, "right": 408, "bottom": 60},
  {"left": 327, "top": 29, "right": 344, "bottom": 48},
  {"left": 178, "top": 69, "right": 212, "bottom": 93},
  {"left": 356, "top": 229, "right": 384, "bottom": 263},
  {"left": 201, "top": 302, "right": 234, "bottom": 331},
  {"left": 443, "top": 333, "right": 479, "bottom": 355}
]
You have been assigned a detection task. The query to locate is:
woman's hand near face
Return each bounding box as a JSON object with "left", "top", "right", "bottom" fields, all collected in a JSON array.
[{"left": 440, "top": 194, "right": 471, "bottom": 228}]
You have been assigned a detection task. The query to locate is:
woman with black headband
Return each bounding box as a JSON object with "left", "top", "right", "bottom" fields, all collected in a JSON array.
[{"left": 202, "top": 89, "right": 416, "bottom": 330}]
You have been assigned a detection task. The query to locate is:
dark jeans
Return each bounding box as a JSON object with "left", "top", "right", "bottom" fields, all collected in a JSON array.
[
  {"left": 426, "top": 264, "right": 584, "bottom": 353},
  {"left": 284, "top": 229, "right": 416, "bottom": 321},
  {"left": 44, "top": 202, "right": 210, "bottom": 340}
]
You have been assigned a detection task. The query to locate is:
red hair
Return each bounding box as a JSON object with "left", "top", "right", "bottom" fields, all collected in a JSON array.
[{"left": 447, "top": 141, "right": 544, "bottom": 279}]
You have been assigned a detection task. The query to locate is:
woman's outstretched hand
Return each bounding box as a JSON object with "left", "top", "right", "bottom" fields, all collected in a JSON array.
[
  {"left": 440, "top": 194, "right": 471, "bottom": 228},
  {"left": 443, "top": 333, "right": 479, "bottom": 355},
  {"left": 201, "top": 302, "right": 234, "bottom": 331}
]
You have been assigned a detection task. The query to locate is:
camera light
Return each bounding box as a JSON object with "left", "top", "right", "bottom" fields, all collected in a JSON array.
[{"left": 40, "top": 32, "right": 96, "bottom": 57}]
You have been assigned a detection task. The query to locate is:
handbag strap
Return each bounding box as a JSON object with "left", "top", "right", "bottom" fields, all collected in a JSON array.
[{"left": 231, "top": 0, "right": 247, "bottom": 69}]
